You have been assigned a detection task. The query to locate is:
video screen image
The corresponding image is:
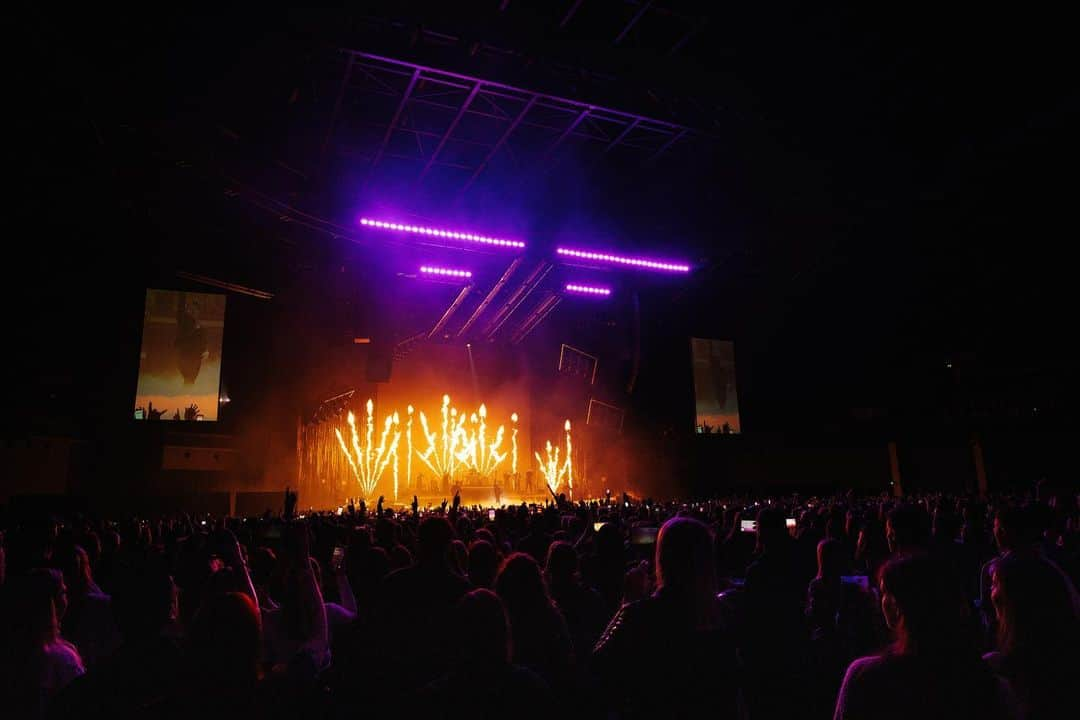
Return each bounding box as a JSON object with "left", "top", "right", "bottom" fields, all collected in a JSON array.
[
  {"left": 133, "top": 289, "right": 226, "bottom": 421},
  {"left": 691, "top": 338, "right": 741, "bottom": 434}
]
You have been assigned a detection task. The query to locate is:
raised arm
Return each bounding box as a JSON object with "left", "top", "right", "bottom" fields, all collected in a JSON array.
[
  {"left": 216, "top": 528, "right": 258, "bottom": 607},
  {"left": 333, "top": 549, "right": 358, "bottom": 615},
  {"left": 282, "top": 522, "right": 329, "bottom": 668}
]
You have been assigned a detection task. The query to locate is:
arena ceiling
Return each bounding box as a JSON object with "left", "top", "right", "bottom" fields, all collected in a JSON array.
[{"left": 14, "top": 2, "right": 1075, "bottom": 431}]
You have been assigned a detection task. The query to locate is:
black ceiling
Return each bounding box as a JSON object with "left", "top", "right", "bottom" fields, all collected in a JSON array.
[{"left": 13, "top": 3, "right": 1076, "bottom": 431}]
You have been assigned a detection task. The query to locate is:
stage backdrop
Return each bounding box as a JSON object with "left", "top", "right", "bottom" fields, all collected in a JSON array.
[
  {"left": 134, "top": 289, "right": 226, "bottom": 421},
  {"left": 691, "top": 338, "right": 741, "bottom": 434}
]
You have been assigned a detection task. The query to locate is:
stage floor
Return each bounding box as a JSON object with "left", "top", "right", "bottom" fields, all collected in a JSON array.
[{"left": 395, "top": 486, "right": 553, "bottom": 508}]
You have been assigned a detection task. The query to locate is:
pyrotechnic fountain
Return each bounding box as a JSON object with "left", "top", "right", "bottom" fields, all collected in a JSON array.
[
  {"left": 334, "top": 399, "right": 401, "bottom": 500},
  {"left": 306, "top": 391, "right": 578, "bottom": 505},
  {"left": 535, "top": 419, "right": 574, "bottom": 499},
  {"left": 510, "top": 412, "right": 519, "bottom": 474},
  {"left": 323, "top": 394, "right": 521, "bottom": 501},
  {"left": 415, "top": 395, "right": 513, "bottom": 481}
]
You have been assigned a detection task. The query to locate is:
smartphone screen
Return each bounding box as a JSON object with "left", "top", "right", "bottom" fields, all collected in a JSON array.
[
  {"left": 841, "top": 575, "right": 870, "bottom": 590},
  {"left": 786, "top": 518, "right": 797, "bottom": 529},
  {"left": 488, "top": 509, "right": 496, "bottom": 521},
  {"left": 740, "top": 520, "right": 757, "bottom": 533},
  {"left": 631, "top": 527, "right": 659, "bottom": 545}
]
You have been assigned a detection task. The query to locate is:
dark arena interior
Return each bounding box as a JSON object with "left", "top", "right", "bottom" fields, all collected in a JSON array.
[{"left": 4, "top": 4, "right": 1077, "bottom": 719}]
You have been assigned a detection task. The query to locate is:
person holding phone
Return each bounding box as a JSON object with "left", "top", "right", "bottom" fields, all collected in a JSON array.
[
  {"left": 739, "top": 508, "right": 809, "bottom": 718},
  {"left": 593, "top": 518, "right": 739, "bottom": 718},
  {"left": 834, "top": 553, "right": 1014, "bottom": 720},
  {"left": 259, "top": 523, "right": 329, "bottom": 673}
]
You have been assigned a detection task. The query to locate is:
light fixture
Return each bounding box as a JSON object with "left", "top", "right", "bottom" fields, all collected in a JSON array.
[
  {"left": 360, "top": 217, "right": 525, "bottom": 249},
  {"left": 565, "top": 283, "right": 612, "bottom": 296},
  {"left": 556, "top": 247, "right": 691, "bottom": 273},
  {"left": 420, "top": 265, "right": 472, "bottom": 279}
]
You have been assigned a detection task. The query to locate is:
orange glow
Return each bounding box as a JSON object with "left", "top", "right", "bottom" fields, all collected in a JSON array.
[
  {"left": 535, "top": 419, "right": 573, "bottom": 497},
  {"left": 338, "top": 394, "right": 519, "bottom": 497},
  {"left": 335, "top": 400, "right": 401, "bottom": 499}
]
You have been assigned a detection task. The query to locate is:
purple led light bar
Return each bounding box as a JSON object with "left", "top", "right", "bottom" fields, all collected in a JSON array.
[
  {"left": 420, "top": 265, "right": 472, "bottom": 279},
  {"left": 565, "top": 283, "right": 612, "bottom": 296},
  {"left": 556, "top": 247, "right": 691, "bottom": 273},
  {"left": 360, "top": 217, "right": 525, "bottom": 249}
]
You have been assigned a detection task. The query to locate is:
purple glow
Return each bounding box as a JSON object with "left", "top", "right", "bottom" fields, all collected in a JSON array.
[
  {"left": 556, "top": 247, "right": 691, "bottom": 273},
  {"left": 565, "top": 283, "right": 612, "bottom": 296},
  {"left": 360, "top": 217, "right": 525, "bottom": 249},
  {"left": 420, "top": 265, "right": 472, "bottom": 279}
]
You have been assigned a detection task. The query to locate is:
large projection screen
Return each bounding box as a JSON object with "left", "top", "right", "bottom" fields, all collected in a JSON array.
[
  {"left": 691, "top": 338, "right": 741, "bottom": 434},
  {"left": 134, "top": 289, "right": 226, "bottom": 421}
]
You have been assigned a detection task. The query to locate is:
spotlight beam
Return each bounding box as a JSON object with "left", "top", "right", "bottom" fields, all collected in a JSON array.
[
  {"left": 175, "top": 271, "right": 274, "bottom": 300},
  {"left": 427, "top": 283, "right": 474, "bottom": 339},
  {"left": 484, "top": 261, "right": 552, "bottom": 341},
  {"left": 510, "top": 292, "right": 562, "bottom": 345},
  {"left": 456, "top": 257, "right": 524, "bottom": 338}
]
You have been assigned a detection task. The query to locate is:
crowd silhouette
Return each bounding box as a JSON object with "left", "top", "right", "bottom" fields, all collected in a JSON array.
[{"left": 1, "top": 483, "right": 1076, "bottom": 719}]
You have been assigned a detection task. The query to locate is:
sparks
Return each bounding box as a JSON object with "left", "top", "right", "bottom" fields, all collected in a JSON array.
[
  {"left": 415, "top": 395, "right": 515, "bottom": 482},
  {"left": 334, "top": 395, "right": 518, "bottom": 497},
  {"left": 535, "top": 419, "right": 573, "bottom": 497},
  {"left": 510, "top": 412, "right": 519, "bottom": 475},
  {"left": 335, "top": 400, "right": 401, "bottom": 499},
  {"left": 405, "top": 405, "right": 413, "bottom": 498},
  {"left": 564, "top": 419, "right": 573, "bottom": 500}
]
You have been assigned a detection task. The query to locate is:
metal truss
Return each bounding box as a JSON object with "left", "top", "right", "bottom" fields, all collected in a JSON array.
[
  {"left": 323, "top": 50, "right": 704, "bottom": 197},
  {"left": 316, "top": 43, "right": 708, "bottom": 348}
]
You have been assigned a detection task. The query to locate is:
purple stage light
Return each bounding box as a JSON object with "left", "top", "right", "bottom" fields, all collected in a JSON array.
[
  {"left": 360, "top": 217, "right": 525, "bottom": 249},
  {"left": 556, "top": 247, "right": 691, "bottom": 273},
  {"left": 565, "top": 283, "right": 612, "bottom": 296},
  {"left": 420, "top": 265, "right": 472, "bottom": 279}
]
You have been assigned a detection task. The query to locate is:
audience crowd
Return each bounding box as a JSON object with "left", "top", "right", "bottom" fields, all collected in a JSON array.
[{"left": 1, "top": 482, "right": 1077, "bottom": 719}]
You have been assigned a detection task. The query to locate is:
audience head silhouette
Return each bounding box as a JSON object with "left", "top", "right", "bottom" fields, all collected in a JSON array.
[{"left": 454, "top": 589, "right": 511, "bottom": 666}]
